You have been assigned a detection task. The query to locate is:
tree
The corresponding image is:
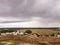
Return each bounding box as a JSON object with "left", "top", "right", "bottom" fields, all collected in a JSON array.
[
  {"left": 40, "top": 43, "right": 46, "bottom": 45},
  {"left": 57, "top": 32, "right": 60, "bottom": 35},
  {"left": 33, "top": 33, "right": 40, "bottom": 37},
  {"left": 25, "top": 30, "right": 32, "bottom": 34},
  {"left": 45, "top": 34, "right": 49, "bottom": 37},
  {"left": 50, "top": 33, "right": 55, "bottom": 36}
]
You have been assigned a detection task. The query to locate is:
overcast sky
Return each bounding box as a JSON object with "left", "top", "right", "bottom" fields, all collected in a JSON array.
[{"left": 0, "top": 0, "right": 60, "bottom": 28}]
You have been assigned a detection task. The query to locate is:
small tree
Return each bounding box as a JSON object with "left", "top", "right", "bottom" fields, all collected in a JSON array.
[
  {"left": 57, "top": 32, "right": 60, "bottom": 35},
  {"left": 45, "top": 34, "right": 49, "bottom": 37},
  {"left": 40, "top": 43, "right": 46, "bottom": 45},
  {"left": 50, "top": 33, "right": 55, "bottom": 36},
  {"left": 33, "top": 33, "right": 40, "bottom": 37},
  {"left": 25, "top": 30, "right": 32, "bottom": 34}
]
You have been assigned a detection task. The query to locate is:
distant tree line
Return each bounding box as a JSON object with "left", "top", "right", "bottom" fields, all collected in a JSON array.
[{"left": 0, "top": 28, "right": 19, "bottom": 33}]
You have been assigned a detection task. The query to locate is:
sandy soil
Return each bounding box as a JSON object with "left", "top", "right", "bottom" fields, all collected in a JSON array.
[
  {"left": 1, "top": 42, "right": 13, "bottom": 45},
  {"left": 19, "top": 43, "right": 37, "bottom": 45},
  {"left": 1, "top": 42, "right": 37, "bottom": 45}
]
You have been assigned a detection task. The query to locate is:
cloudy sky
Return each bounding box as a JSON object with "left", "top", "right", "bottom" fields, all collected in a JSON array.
[{"left": 0, "top": 0, "right": 60, "bottom": 28}]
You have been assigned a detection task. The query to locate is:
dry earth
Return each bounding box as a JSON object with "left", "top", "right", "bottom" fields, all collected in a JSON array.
[
  {"left": 19, "top": 43, "right": 36, "bottom": 45},
  {"left": 1, "top": 42, "right": 13, "bottom": 45},
  {"left": 0, "top": 41, "right": 37, "bottom": 45}
]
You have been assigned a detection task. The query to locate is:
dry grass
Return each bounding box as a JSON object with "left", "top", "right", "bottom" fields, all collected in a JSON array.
[
  {"left": 0, "top": 28, "right": 60, "bottom": 45},
  {"left": 20, "top": 29, "right": 60, "bottom": 35}
]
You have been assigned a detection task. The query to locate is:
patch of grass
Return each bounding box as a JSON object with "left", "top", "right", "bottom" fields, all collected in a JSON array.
[
  {"left": 20, "top": 29, "right": 60, "bottom": 35},
  {"left": 0, "top": 39, "right": 9, "bottom": 42}
]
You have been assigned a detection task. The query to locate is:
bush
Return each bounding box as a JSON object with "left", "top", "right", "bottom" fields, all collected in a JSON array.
[
  {"left": 33, "top": 33, "right": 40, "bottom": 37},
  {"left": 45, "top": 34, "right": 49, "bottom": 37},
  {"left": 57, "top": 32, "right": 60, "bottom": 35},
  {"left": 25, "top": 30, "right": 32, "bottom": 34},
  {"left": 40, "top": 43, "right": 46, "bottom": 45},
  {"left": 50, "top": 33, "right": 55, "bottom": 36}
]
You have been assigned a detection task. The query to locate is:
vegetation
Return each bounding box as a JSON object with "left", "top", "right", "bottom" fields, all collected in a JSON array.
[
  {"left": 33, "top": 33, "right": 40, "bottom": 37},
  {"left": 0, "top": 28, "right": 60, "bottom": 45},
  {"left": 50, "top": 33, "right": 55, "bottom": 36},
  {"left": 20, "top": 28, "right": 60, "bottom": 36},
  {"left": 0, "top": 28, "right": 19, "bottom": 33},
  {"left": 40, "top": 43, "right": 47, "bottom": 45},
  {"left": 25, "top": 30, "right": 32, "bottom": 34}
]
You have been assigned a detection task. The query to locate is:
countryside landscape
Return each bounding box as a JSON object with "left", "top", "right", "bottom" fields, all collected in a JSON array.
[
  {"left": 0, "top": 0, "right": 60, "bottom": 45},
  {"left": 0, "top": 28, "right": 60, "bottom": 45}
]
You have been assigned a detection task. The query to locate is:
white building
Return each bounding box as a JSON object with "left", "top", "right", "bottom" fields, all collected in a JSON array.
[
  {"left": 0, "top": 30, "right": 24, "bottom": 36},
  {"left": 19, "top": 32, "right": 24, "bottom": 35},
  {"left": 16, "top": 30, "right": 20, "bottom": 34},
  {"left": 12, "top": 32, "right": 17, "bottom": 35},
  {"left": 1, "top": 33, "right": 6, "bottom": 36},
  {"left": 57, "top": 35, "right": 60, "bottom": 37}
]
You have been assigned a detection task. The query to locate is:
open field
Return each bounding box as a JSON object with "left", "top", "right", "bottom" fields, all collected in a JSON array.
[
  {"left": 20, "top": 28, "right": 60, "bottom": 35},
  {"left": 0, "top": 28, "right": 60, "bottom": 35},
  {"left": 0, "top": 28, "right": 60, "bottom": 45}
]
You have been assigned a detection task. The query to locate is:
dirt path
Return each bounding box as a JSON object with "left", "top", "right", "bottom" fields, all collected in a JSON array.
[
  {"left": 1, "top": 42, "right": 13, "bottom": 45},
  {"left": 19, "top": 43, "right": 37, "bottom": 45}
]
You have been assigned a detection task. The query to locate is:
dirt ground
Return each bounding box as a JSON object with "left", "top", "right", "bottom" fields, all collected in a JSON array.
[
  {"left": 0, "top": 41, "right": 37, "bottom": 45},
  {"left": 19, "top": 43, "right": 36, "bottom": 45},
  {"left": 1, "top": 42, "right": 13, "bottom": 45}
]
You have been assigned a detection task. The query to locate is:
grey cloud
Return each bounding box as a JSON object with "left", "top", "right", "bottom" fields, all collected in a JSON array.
[
  {"left": 0, "top": 0, "right": 60, "bottom": 27},
  {"left": 49, "top": 0, "right": 60, "bottom": 20},
  {"left": 0, "top": 0, "right": 48, "bottom": 17}
]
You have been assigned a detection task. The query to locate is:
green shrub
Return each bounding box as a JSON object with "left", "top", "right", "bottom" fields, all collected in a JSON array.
[
  {"left": 33, "top": 33, "right": 40, "bottom": 37},
  {"left": 40, "top": 43, "right": 46, "bottom": 45},
  {"left": 25, "top": 30, "right": 32, "bottom": 34},
  {"left": 50, "top": 33, "right": 55, "bottom": 36}
]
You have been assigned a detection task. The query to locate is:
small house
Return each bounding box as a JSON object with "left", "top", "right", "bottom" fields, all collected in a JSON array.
[
  {"left": 19, "top": 32, "right": 24, "bottom": 35},
  {"left": 12, "top": 32, "right": 17, "bottom": 35},
  {"left": 1, "top": 33, "right": 6, "bottom": 36},
  {"left": 57, "top": 35, "right": 60, "bottom": 37}
]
